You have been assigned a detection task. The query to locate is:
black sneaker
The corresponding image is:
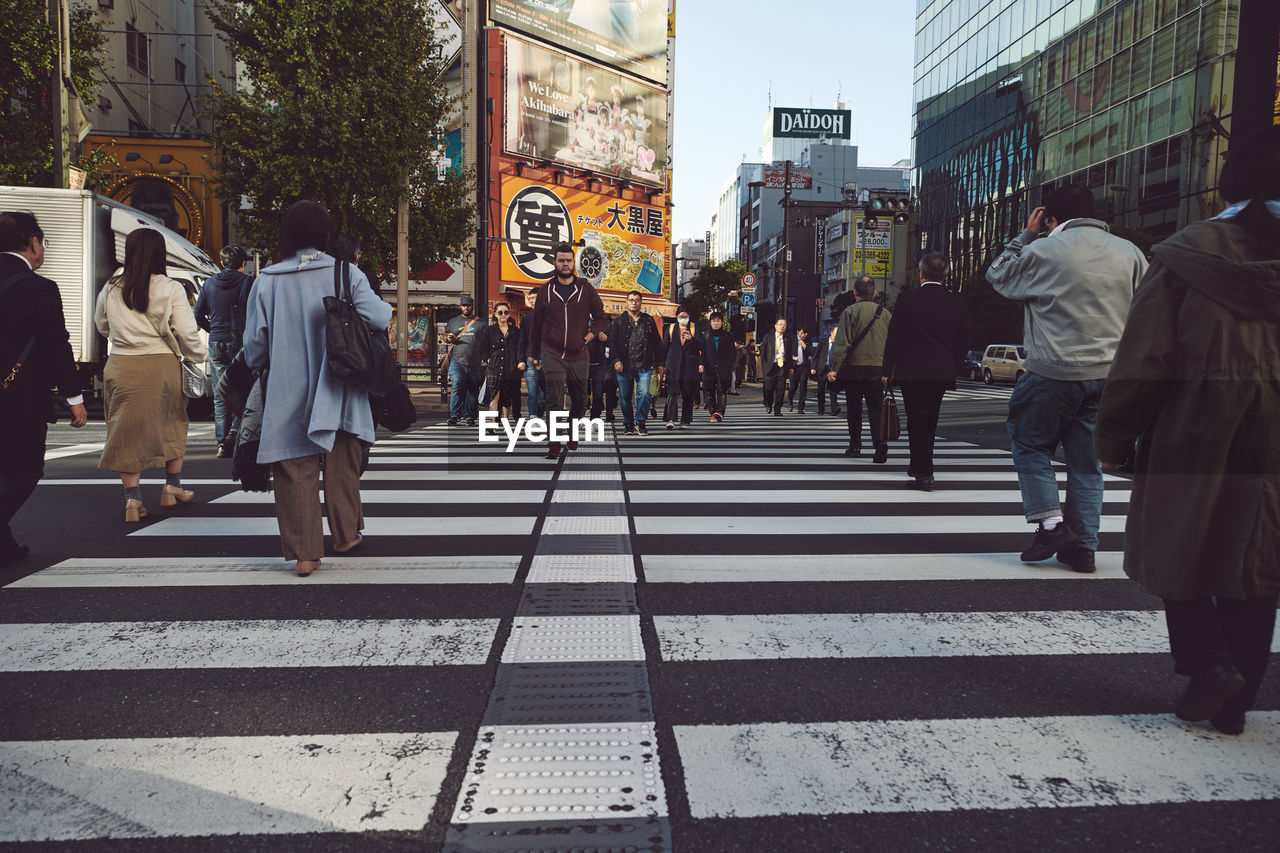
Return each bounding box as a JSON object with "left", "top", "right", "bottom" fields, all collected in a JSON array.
[
  {"left": 447, "top": 417, "right": 460, "bottom": 426},
  {"left": 872, "top": 445, "right": 888, "bottom": 464},
  {"left": 844, "top": 446, "right": 862, "bottom": 457},
  {"left": 637, "top": 422, "right": 648, "bottom": 436},
  {"left": 466, "top": 417, "right": 477, "bottom": 427},
  {"left": 1020, "top": 522, "right": 1081, "bottom": 562},
  {"left": 1176, "top": 662, "right": 1246, "bottom": 722},
  {"left": 624, "top": 425, "right": 637, "bottom": 435},
  {"left": 1056, "top": 547, "right": 1096, "bottom": 574}
]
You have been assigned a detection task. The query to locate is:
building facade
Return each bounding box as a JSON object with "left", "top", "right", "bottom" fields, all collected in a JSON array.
[
  {"left": 673, "top": 238, "right": 706, "bottom": 301},
  {"left": 914, "top": 0, "right": 1279, "bottom": 285}
]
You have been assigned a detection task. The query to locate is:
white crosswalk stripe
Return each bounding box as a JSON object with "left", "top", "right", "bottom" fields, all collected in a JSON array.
[{"left": 4, "top": 394, "right": 1276, "bottom": 848}]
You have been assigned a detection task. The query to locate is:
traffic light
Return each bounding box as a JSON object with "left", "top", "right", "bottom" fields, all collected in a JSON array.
[{"left": 862, "top": 191, "right": 912, "bottom": 226}]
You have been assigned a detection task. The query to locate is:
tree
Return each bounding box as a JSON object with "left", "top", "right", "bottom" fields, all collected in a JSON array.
[
  {"left": 0, "top": 2, "right": 107, "bottom": 186},
  {"left": 681, "top": 258, "right": 747, "bottom": 318},
  {"left": 205, "top": 1, "right": 473, "bottom": 275}
]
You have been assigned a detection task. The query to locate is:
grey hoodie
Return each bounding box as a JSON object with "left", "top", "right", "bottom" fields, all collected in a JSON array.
[{"left": 986, "top": 218, "right": 1148, "bottom": 381}]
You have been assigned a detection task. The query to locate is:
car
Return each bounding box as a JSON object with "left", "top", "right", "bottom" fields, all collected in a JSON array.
[
  {"left": 979, "top": 344, "right": 1028, "bottom": 384},
  {"left": 960, "top": 350, "right": 983, "bottom": 381}
]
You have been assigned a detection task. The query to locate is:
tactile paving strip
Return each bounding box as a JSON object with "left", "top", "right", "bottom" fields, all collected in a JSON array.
[
  {"left": 543, "top": 502, "right": 628, "bottom": 517},
  {"left": 483, "top": 662, "right": 652, "bottom": 726},
  {"left": 550, "top": 489, "right": 626, "bottom": 503},
  {"left": 502, "top": 615, "right": 644, "bottom": 663},
  {"left": 517, "top": 583, "right": 639, "bottom": 617},
  {"left": 557, "top": 469, "right": 624, "bottom": 481},
  {"left": 452, "top": 723, "right": 666, "bottom": 824},
  {"left": 541, "top": 515, "right": 630, "bottom": 536},
  {"left": 535, "top": 534, "right": 630, "bottom": 555},
  {"left": 526, "top": 554, "right": 637, "bottom": 584},
  {"left": 444, "top": 815, "right": 672, "bottom": 853}
]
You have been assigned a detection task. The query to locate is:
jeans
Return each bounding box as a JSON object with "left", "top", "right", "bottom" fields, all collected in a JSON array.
[
  {"left": 1007, "top": 372, "right": 1107, "bottom": 551},
  {"left": 209, "top": 338, "right": 242, "bottom": 444},
  {"left": 448, "top": 359, "right": 479, "bottom": 421},
  {"left": 617, "top": 368, "right": 653, "bottom": 427},
  {"left": 524, "top": 363, "right": 544, "bottom": 419}
]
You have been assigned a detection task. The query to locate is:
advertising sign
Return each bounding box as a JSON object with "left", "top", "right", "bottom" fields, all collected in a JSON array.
[
  {"left": 505, "top": 37, "right": 667, "bottom": 187},
  {"left": 501, "top": 173, "right": 669, "bottom": 299},
  {"left": 761, "top": 167, "right": 813, "bottom": 189},
  {"left": 853, "top": 217, "right": 893, "bottom": 277},
  {"left": 491, "top": 0, "right": 667, "bottom": 84},
  {"left": 772, "top": 107, "right": 852, "bottom": 140}
]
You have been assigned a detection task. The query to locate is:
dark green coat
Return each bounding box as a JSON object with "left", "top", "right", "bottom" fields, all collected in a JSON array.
[{"left": 1094, "top": 211, "right": 1280, "bottom": 600}]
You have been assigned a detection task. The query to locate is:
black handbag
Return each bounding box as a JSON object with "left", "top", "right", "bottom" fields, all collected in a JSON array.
[
  {"left": 324, "top": 260, "right": 398, "bottom": 395},
  {"left": 371, "top": 380, "right": 418, "bottom": 432}
]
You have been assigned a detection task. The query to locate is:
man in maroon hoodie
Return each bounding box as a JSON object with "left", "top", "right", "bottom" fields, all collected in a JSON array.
[{"left": 528, "top": 243, "right": 607, "bottom": 458}]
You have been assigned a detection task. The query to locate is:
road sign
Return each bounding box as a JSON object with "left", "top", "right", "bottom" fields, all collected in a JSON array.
[
  {"left": 741, "top": 292, "right": 756, "bottom": 307},
  {"left": 741, "top": 272, "right": 756, "bottom": 289}
]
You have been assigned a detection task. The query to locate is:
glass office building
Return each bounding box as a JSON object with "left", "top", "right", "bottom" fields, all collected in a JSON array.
[{"left": 913, "top": 0, "right": 1274, "bottom": 283}]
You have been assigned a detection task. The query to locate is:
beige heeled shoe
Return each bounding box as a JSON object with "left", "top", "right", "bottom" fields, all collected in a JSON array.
[
  {"left": 160, "top": 484, "right": 195, "bottom": 507},
  {"left": 125, "top": 499, "right": 148, "bottom": 523},
  {"left": 295, "top": 559, "right": 321, "bottom": 577}
]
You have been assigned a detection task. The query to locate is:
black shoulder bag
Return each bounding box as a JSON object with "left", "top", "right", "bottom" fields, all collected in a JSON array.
[{"left": 323, "top": 260, "right": 398, "bottom": 395}]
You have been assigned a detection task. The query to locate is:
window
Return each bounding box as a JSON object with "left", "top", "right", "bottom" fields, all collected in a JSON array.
[
  {"left": 126, "top": 24, "right": 148, "bottom": 76},
  {"left": 175, "top": 58, "right": 186, "bottom": 82}
]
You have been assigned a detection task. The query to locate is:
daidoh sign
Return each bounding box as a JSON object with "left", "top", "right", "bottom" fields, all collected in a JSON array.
[{"left": 772, "top": 108, "right": 852, "bottom": 140}]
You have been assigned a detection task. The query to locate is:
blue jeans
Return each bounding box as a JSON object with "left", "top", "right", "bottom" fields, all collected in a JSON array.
[
  {"left": 524, "top": 363, "right": 544, "bottom": 419},
  {"left": 617, "top": 368, "right": 653, "bottom": 428},
  {"left": 209, "top": 338, "right": 241, "bottom": 444},
  {"left": 448, "top": 359, "right": 479, "bottom": 421},
  {"left": 1006, "top": 372, "right": 1107, "bottom": 551}
]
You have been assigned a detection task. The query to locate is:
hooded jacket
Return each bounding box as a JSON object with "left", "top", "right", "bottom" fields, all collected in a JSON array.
[
  {"left": 195, "top": 268, "right": 253, "bottom": 342},
  {"left": 986, "top": 219, "right": 1149, "bottom": 380},
  {"left": 528, "top": 276, "right": 607, "bottom": 362},
  {"left": 1094, "top": 208, "right": 1280, "bottom": 599}
]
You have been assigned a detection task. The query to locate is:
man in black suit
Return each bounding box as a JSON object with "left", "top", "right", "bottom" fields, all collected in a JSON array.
[
  {"left": 881, "top": 251, "right": 970, "bottom": 490},
  {"left": 758, "top": 317, "right": 794, "bottom": 416},
  {"left": 786, "top": 326, "right": 814, "bottom": 412},
  {"left": 811, "top": 325, "right": 842, "bottom": 416},
  {"left": 0, "top": 211, "right": 88, "bottom": 567}
]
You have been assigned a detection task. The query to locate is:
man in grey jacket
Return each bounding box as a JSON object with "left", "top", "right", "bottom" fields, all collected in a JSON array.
[{"left": 987, "top": 184, "right": 1148, "bottom": 573}]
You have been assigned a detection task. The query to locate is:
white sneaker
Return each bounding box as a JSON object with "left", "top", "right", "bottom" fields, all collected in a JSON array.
[{"left": 665, "top": 421, "right": 675, "bottom": 430}]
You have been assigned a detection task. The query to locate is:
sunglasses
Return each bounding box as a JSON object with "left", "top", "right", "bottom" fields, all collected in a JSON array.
[{"left": 495, "top": 310, "right": 509, "bottom": 315}]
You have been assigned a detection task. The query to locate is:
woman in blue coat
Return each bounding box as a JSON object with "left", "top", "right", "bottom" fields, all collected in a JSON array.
[{"left": 242, "top": 201, "right": 392, "bottom": 576}]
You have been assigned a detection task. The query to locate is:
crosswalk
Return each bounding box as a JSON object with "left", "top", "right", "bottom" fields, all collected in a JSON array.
[{"left": 2, "top": 393, "right": 1277, "bottom": 850}]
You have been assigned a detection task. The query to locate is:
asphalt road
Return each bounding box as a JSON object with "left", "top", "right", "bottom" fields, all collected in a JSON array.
[{"left": 3, "top": 380, "right": 1277, "bottom": 852}]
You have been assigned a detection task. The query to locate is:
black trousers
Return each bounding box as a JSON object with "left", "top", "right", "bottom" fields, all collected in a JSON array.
[
  {"left": 815, "top": 374, "right": 841, "bottom": 413},
  {"left": 842, "top": 380, "right": 885, "bottom": 449},
  {"left": 1164, "top": 595, "right": 1278, "bottom": 715},
  {"left": 786, "top": 366, "right": 810, "bottom": 409},
  {"left": 762, "top": 367, "right": 787, "bottom": 413},
  {"left": 0, "top": 417, "right": 47, "bottom": 556},
  {"left": 663, "top": 378, "right": 699, "bottom": 424},
  {"left": 704, "top": 373, "right": 730, "bottom": 416},
  {"left": 901, "top": 383, "right": 947, "bottom": 476}
]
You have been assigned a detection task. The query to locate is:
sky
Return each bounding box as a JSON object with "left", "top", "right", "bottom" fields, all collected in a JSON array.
[{"left": 671, "top": 1, "right": 918, "bottom": 243}]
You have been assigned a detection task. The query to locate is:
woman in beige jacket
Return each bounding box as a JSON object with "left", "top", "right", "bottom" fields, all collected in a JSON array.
[{"left": 95, "top": 228, "right": 207, "bottom": 521}]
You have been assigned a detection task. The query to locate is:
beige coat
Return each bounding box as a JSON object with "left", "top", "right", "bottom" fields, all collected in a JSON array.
[{"left": 95, "top": 275, "right": 206, "bottom": 362}]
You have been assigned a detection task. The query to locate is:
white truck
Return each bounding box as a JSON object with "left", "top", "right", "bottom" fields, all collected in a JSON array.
[{"left": 0, "top": 185, "right": 219, "bottom": 399}]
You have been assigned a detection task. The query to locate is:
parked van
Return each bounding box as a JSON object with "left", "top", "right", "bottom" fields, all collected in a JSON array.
[
  {"left": 0, "top": 186, "right": 218, "bottom": 399},
  {"left": 979, "top": 344, "right": 1028, "bottom": 384}
]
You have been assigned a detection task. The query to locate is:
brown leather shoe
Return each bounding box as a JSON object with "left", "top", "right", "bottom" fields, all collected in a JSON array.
[
  {"left": 125, "top": 499, "right": 148, "bottom": 523},
  {"left": 335, "top": 533, "right": 364, "bottom": 553},
  {"left": 295, "top": 559, "right": 321, "bottom": 577},
  {"left": 160, "top": 484, "right": 195, "bottom": 507}
]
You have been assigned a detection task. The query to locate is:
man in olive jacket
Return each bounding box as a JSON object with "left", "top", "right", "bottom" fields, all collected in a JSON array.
[{"left": 828, "top": 276, "right": 892, "bottom": 460}]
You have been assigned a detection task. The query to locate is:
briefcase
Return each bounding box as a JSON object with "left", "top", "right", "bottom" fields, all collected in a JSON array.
[{"left": 880, "top": 386, "right": 901, "bottom": 441}]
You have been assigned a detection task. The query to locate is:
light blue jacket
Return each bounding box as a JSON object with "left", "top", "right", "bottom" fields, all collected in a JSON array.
[{"left": 242, "top": 250, "right": 393, "bottom": 464}]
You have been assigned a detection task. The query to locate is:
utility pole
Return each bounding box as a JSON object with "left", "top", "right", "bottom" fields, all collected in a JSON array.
[
  {"left": 396, "top": 179, "right": 409, "bottom": 370},
  {"left": 48, "top": 0, "right": 68, "bottom": 187},
  {"left": 781, "top": 159, "right": 792, "bottom": 324}
]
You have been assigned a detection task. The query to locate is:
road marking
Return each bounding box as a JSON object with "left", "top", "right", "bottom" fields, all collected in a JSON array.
[
  {"left": 213, "top": 490, "right": 548, "bottom": 504},
  {"left": 652, "top": 610, "right": 1243, "bottom": 661},
  {"left": 641, "top": 552, "right": 1124, "bottom": 582},
  {"left": 627, "top": 489, "right": 1128, "bottom": 504},
  {"left": 4, "top": 556, "right": 522, "bottom": 588},
  {"left": 1, "top": 618, "right": 498, "bottom": 670},
  {"left": 633, "top": 515, "right": 1127, "bottom": 536},
  {"left": 129, "top": 516, "right": 538, "bottom": 537},
  {"left": 0, "top": 731, "right": 456, "bottom": 841},
  {"left": 620, "top": 470, "right": 1129, "bottom": 483},
  {"left": 674, "top": 714, "right": 1280, "bottom": 818}
]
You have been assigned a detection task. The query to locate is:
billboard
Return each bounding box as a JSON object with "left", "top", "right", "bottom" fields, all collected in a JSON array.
[
  {"left": 853, "top": 217, "right": 893, "bottom": 278},
  {"left": 762, "top": 167, "right": 812, "bottom": 189},
  {"left": 772, "top": 107, "right": 852, "bottom": 140},
  {"left": 490, "top": 0, "right": 667, "bottom": 85},
  {"left": 500, "top": 173, "right": 669, "bottom": 299},
  {"left": 505, "top": 37, "right": 667, "bottom": 186}
]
